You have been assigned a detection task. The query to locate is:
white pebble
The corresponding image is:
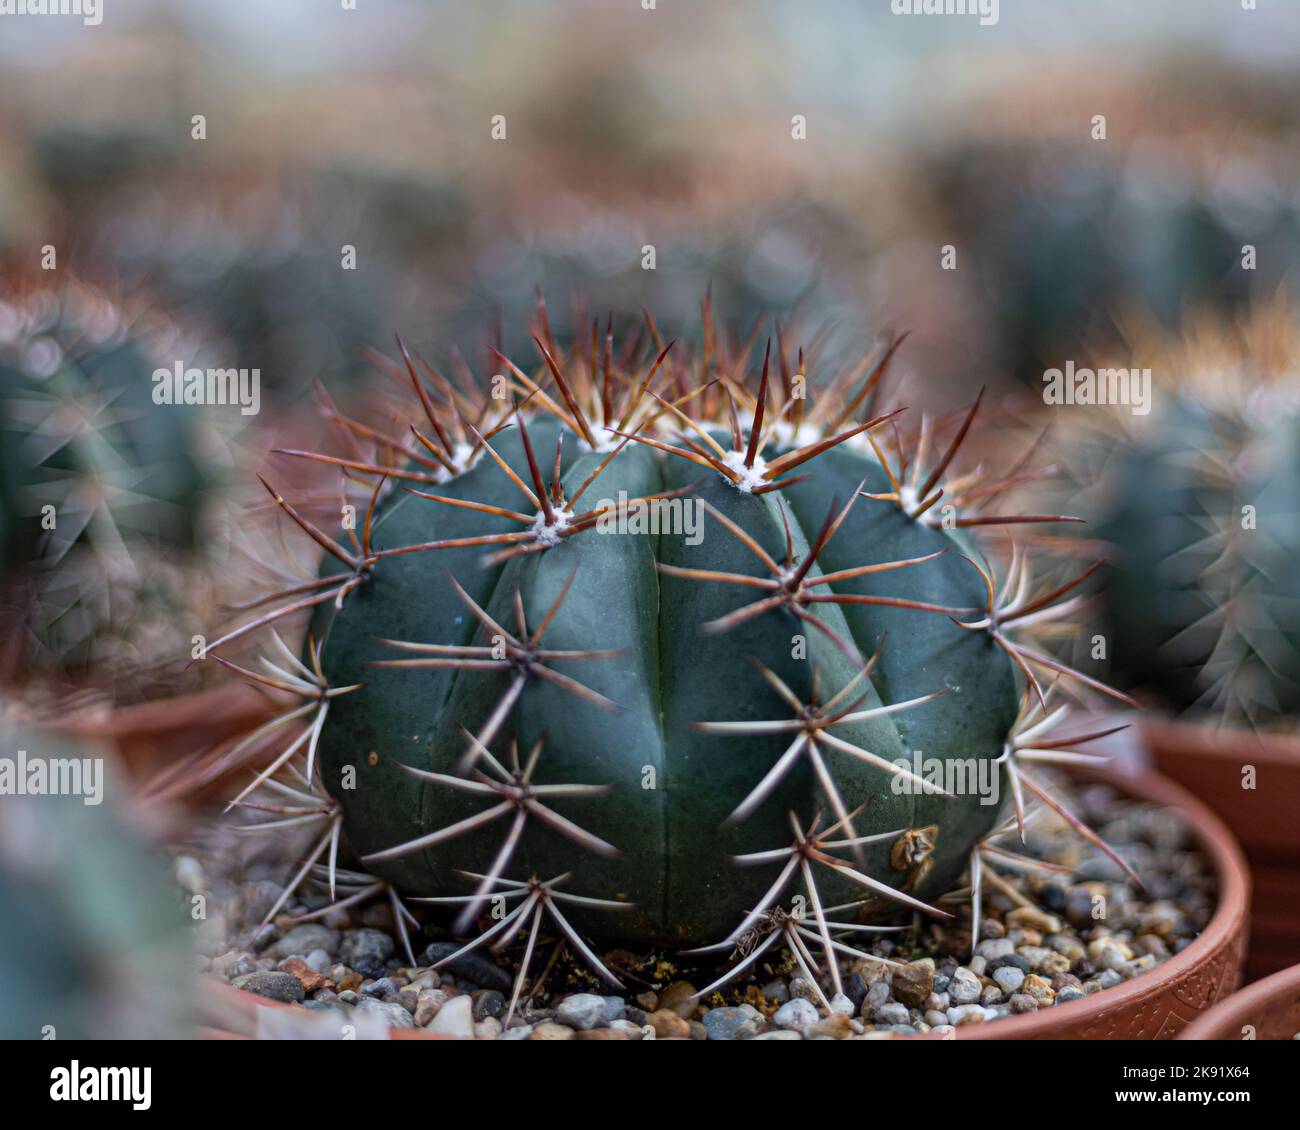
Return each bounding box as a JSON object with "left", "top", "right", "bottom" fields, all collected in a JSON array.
[
  {"left": 947, "top": 1004, "right": 987, "bottom": 1026},
  {"left": 773, "top": 998, "right": 819, "bottom": 1030},
  {"left": 993, "top": 967, "right": 1025, "bottom": 994},
  {"left": 948, "top": 967, "right": 982, "bottom": 1004},
  {"left": 426, "top": 994, "right": 474, "bottom": 1037},
  {"left": 829, "top": 993, "right": 855, "bottom": 1016}
]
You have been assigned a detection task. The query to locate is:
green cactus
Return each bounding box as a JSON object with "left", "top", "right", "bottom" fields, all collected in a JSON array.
[
  {"left": 1050, "top": 311, "right": 1300, "bottom": 728},
  {"left": 211, "top": 303, "right": 1125, "bottom": 1010},
  {"left": 0, "top": 280, "right": 216, "bottom": 687},
  {"left": 927, "top": 140, "right": 1268, "bottom": 386},
  {"left": 91, "top": 171, "right": 445, "bottom": 403},
  {"left": 443, "top": 194, "right": 873, "bottom": 366},
  {"left": 0, "top": 711, "right": 195, "bottom": 1039}
]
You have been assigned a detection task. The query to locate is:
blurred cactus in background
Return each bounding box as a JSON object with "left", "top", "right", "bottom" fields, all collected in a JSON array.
[
  {"left": 32, "top": 122, "right": 181, "bottom": 216},
  {"left": 0, "top": 278, "right": 223, "bottom": 697},
  {"left": 447, "top": 194, "right": 877, "bottom": 371},
  {"left": 0, "top": 712, "right": 195, "bottom": 1039},
  {"left": 80, "top": 179, "right": 404, "bottom": 403},
  {"left": 925, "top": 138, "right": 1293, "bottom": 386},
  {"left": 1031, "top": 302, "right": 1300, "bottom": 728}
]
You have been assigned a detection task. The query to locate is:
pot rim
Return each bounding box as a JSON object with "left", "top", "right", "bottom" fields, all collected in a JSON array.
[
  {"left": 198, "top": 978, "right": 464, "bottom": 1039},
  {"left": 928, "top": 760, "right": 1250, "bottom": 1040},
  {"left": 1176, "top": 961, "right": 1300, "bottom": 1040},
  {"left": 206, "top": 760, "right": 1250, "bottom": 1041},
  {"left": 1141, "top": 715, "right": 1300, "bottom": 764}
]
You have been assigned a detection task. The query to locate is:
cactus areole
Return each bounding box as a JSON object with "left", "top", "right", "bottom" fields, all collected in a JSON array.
[{"left": 224, "top": 310, "right": 1116, "bottom": 956}]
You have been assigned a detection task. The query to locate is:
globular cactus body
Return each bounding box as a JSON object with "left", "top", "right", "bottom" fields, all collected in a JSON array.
[
  {"left": 308, "top": 396, "right": 1018, "bottom": 945},
  {"left": 216, "top": 306, "right": 1117, "bottom": 982}
]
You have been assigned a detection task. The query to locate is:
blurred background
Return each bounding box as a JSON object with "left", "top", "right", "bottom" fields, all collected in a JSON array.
[
  {"left": 3, "top": 0, "right": 1299, "bottom": 398},
  {"left": 3, "top": 0, "right": 1300, "bottom": 1034},
  {"left": 2, "top": 0, "right": 1298, "bottom": 704}
]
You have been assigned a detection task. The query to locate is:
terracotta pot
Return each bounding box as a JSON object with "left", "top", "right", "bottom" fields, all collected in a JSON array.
[
  {"left": 925, "top": 761, "right": 1249, "bottom": 1040},
  {"left": 198, "top": 979, "right": 460, "bottom": 1040},
  {"left": 1177, "top": 962, "right": 1300, "bottom": 1040},
  {"left": 207, "top": 762, "right": 1248, "bottom": 1041},
  {"left": 1144, "top": 717, "right": 1300, "bottom": 980},
  {"left": 65, "top": 684, "right": 282, "bottom": 808},
  {"left": 1143, "top": 718, "right": 1300, "bottom": 857}
]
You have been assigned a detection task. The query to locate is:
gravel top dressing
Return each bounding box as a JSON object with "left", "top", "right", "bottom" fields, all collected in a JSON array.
[{"left": 193, "top": 770, "right": 1215, "bottom": 1039}]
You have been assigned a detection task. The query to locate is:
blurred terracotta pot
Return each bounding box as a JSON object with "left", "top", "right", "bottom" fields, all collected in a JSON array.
[
  {"left": 1144, "top": 717, "right": 1300, "bottom": 981},
  {"left": 932, "top": 761, "right": 1249, "bottom": 1040},
  {"left": 1178, "top": 962, "right": 1300, "bottom": 1040},
  {"left": 198, "top": 979, "right": 461, "bottom": 1040},
  {"left": 66, "top": 684, "right": 281, "bottom": 807}
]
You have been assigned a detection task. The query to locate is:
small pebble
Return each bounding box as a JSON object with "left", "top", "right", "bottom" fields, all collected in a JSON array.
[
  {"left": 355, "top": 996, "right": 415, "bottom": 1030},
  {"left": 806, "top": 1013, "right": 853, "bottom": 1039},
  {"left": 232, "top": 971, "right": 305, "bottom": 1004},
  {"left": 647, "top": 1009, "right": 690, "bottom": 1039},
  {"left": 863, "top": 979, "right": 892, "bottom": 1015},
  {"left": 701, "top": 1006, "right": 761, "bottom": 1040},
  {"left": 1017, "top": 946, "right": 1052, "bottom": 970},
  {"left": 340, "top": 929, "right": 395, "bottom": 979},
  {"left": 829, "top": 992, "right": 855, "bottom": 1016},
  {"left": 279, "top": 956, "right": 330, "bottom": 994},
  {"left": 249, "top": 923, "right": 278, "bottom": 954},
  {"left": 774, "top": 998, "right": 819, "bottom": 1030},
  {"left": 891, "top": 959, "right": 935, "bottom": 1008},
  {"left": 992, "top": 966, "right": 1025, "bottom": 994},
  {"left": 873, "top": 1002, "right": 910, "bottom": 1026},
  {"left": 272, "top": 924, "right": 338, "bottom": 961},
  {"left": 1095, "top": 969, "right": 1124, "bottom": 990},
  {"left": 555, "top": 993, "right": 607, "bottom": 1031},
  {"left": 422, "top": 942, "right": 512, "bottom": 993},
  {"left": 976, "top": 938, "right": 1015, "bottom": 961},
  {"left": 948, "top": 967, "right": 982, "bottom": 1005},
  {"left": 473, "top": 990, "right": 506, "bottom": 1021},
  {"left": 658, "top": 981, "right": 698, "bottom": 1018},
  {"left": 791, "top": 977, "right": 820, "bottom": 1003},
  {"left": 415, "top": 989, "right": 447, "bottom": 1027},
  {"left": 947, "top": 1005, "right": 986, "bottom": 1026},
  {"left": 763, "top": 979, "right": 792, "bottom": 1006},
  {"left": 1005, "top": 907, "right": 1062, "bottom": 933},
  {"left": 426, "top": 995, "right": 474, "bottom": 1037},
  {"left": 1022, "top": 974, "right": 1056, "bottom": 1004},
  {"left": 304, "top": 948, "right": 333, "bottom": 974}
]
